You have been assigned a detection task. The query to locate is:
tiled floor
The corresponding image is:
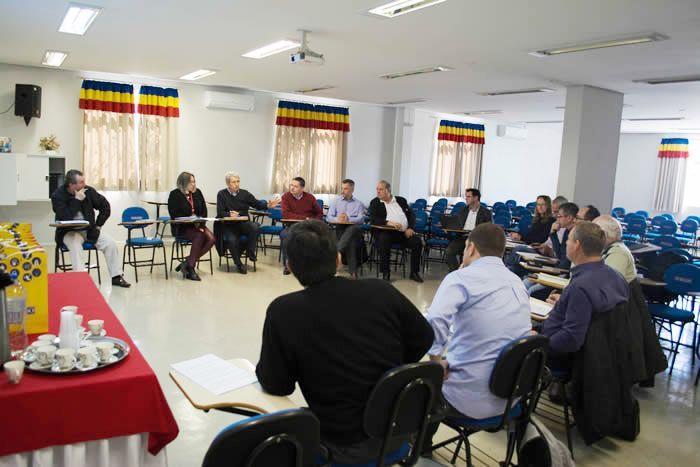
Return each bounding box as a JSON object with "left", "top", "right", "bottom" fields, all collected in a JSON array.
[{"left": 67, "top": 244, "right": 699, "bottom": 467}]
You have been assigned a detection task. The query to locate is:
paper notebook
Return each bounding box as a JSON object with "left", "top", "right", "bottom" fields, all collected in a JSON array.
[
  {"left": 536, "top": 273, "right": 570, "bottom": 288},
  {"left": 171, "top": 354, "right": 258, "bottom": 395},
  {"left": 530, "top": 298, "right": 553, "bottom": 318}
]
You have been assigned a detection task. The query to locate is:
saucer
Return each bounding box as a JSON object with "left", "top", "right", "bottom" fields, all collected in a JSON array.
[
  {"left": 98, "top": 355, "right": 118, "bottom": 365},
  {"left": 75, "top": 361, "right": 98, "bottom": 371},
  {"left": 86, "top": 330, "right": 107, "bottom": 338},
  {"left": 29, "top": 361, "right": 53, "bottom": 370},
  {"left": 111, "top": 348, "right": 119, "bottom": 355},
  {"left": 51, "top": 362, "right": 76, "bottom": 373}
]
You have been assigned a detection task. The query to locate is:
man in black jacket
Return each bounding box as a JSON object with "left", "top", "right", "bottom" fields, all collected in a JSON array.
[
  {"left": 51, "top": 169, "right": 130, "bottom": 287},
  {"left": 216, "top": 172, "right": 280, "bottom": 274},
  {"left": 445, "top": 188, "right": 492, "bottom": 271},
  {"left": 368, "top": 180, "right": 423, "bottom": 282},
  {"left": 256, "top": 220, "right": 433, "bottom": 464}
]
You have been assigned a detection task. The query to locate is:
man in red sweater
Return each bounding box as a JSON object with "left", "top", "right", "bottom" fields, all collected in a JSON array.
[{"left": 280, "top": 176, "right": 324, "bottom": 274}]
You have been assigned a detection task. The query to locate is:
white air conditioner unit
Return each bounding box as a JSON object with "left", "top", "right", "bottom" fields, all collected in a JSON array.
[
  {"left": 204, "top": 91, "right": 255, "bottom": 111},
  {"left": 497, "top": 124, "right": 527, "bottom": 140}
]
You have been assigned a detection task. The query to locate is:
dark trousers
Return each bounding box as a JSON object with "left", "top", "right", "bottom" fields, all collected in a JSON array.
[
  {"left": 335, "top": 224, "right": 363, "bottom": 274},
  {"left": 180, "top": 225, "right": 215, "bottom": 268},
  {"left": 375, "top": 230, "right": 422, "bottom": 274},
  {"left": 506, "top": 245, "right": 536, "bottom": 277},
  {"left": 223, "top": 222, "right": 259, "bottom": 266},
  {"left": 445, "top": 237, "right": 467, "bottom": 271}
]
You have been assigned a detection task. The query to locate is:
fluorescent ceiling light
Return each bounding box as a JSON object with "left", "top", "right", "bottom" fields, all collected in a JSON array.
[
  {"left": 242, "top": 40, "right": 300, "bottom": 59},
  {"left": 380, "top": 66, "right": 453, "bottom": 80},
  {"left": 368, "top": 0, "right": 447, "bottom": 18},
  {"left": 58, "top": 3, "right": 101, "bottom": 35},
  {"left": 294, "top": 85, "right": 335, "bottom": 94},
  {"left": 556, "top": 104, "right": 630, "bottom": 110},
  {"left": 463, "top": 110, "right": 503, "bottom": 116},
  {"left": 42, "top": 50, "right": 68, "bottom": 67},
  {"left": 633, "top": 75, "right": 700, "bottom": 85},
  {"left": 625, "top": 117, "right": 684, "bottom": 122},
  {"left": 385, "top": 98, "right": 429, "bottom": 105},
  {"left": 478, "top": 88, "right": 554, "bottom": 96},
  {"left": 179, "top": 69, "right": 217, "bottom": 80},
  {"left": 524, "top": 120, "right": 563, "bottom": 124},
  {"left": 530, "top": 33, "right": 668, "bottom": 57}
]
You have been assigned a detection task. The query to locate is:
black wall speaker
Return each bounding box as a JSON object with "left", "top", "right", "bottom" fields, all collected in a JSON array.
[{"left": 14, "top": 84, "right": 42, "bottom": 126}]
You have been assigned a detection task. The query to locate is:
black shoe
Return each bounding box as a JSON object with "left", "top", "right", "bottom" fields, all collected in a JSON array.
[
  {"left": 175, "top": 261, "right": 185, "bottom": 272},
  {"left": 283, "top": 267, "right": 291, "bottom": 275},
  {"left": 410, "top": 272, "right": 424, "bottom": 283},
  {"left": 111, "top": 275, "right": 131, "bottom": 288},
  {"left": 237, "top": 264, "right": 247, "bottom": 275},
  {"left": 185, "top": 268, "right": 201, "bottom": 281},
  {"left": 382, "top": 272, "right": 390, "bottom": 281}
]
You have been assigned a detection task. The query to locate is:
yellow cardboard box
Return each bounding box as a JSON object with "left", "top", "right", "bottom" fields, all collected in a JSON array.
[{"left": 0, "top": 223, "right": 48, "bottom": 334}]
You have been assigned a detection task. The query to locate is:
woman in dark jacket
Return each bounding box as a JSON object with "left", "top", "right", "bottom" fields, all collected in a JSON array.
[
  {"left": 167, "top": 171, "right": 215, "bottom": 281},
  {"left": 513, "top": 195, "right": 555, "bottom": 245}
]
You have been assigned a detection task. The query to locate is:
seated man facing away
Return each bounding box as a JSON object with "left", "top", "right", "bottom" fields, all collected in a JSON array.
[
  {"left": 423, "top": 223, "right": 532, "bottom": 451},
  {"left": 445, "top": 188, "right": 492, "bottom": 271},
  {"left": 326, "top": 178, "right": 366, "bottom": 279},
  {"left": 256, "top": 220, "right": 434, "bottom": 464},
  {"left": 540, "top": 222, "right": 628, "bottom": 367}
]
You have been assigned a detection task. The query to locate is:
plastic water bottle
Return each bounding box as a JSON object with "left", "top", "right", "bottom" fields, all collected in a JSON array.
[{"left": 6, "top": 271, "right": 27, "bottom": 356}]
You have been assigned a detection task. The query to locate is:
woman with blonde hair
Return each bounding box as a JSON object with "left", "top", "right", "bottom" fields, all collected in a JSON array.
[{"left": 167, "top": 171, "right": 215, "bottom": 281}]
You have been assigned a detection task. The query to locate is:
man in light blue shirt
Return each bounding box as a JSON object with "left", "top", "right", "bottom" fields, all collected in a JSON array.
[
  {"left": 422, "top": 223, "right": 531, "bottom": 452},
  {"left": 326, "top": 179, "right": 366, "bottom": 278}
]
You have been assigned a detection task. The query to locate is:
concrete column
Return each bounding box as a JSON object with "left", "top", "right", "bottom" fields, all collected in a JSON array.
[
  {"left": 557, "top": 85, "right": 624, "bottom": 213},
  {"left": 391, "top": 107, "right": 414, "bottom": 195}
]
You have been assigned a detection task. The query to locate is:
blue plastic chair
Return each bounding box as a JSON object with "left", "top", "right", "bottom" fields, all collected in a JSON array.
[
  {"left": 492, "top": 202, "right": 506, "bottom": 211},
  {"left": 526, "top": 202, "right": 537, "bottom": 214},
  {"left": 648, "top": 264, "right": 700, "bottom": 374},
  {"left": 678, "top": 219, "right": 699, "bottom": 243},
  {"left": 505, "top": 200, "right": 517, "bottom": 209},
  {"left": 202, "top": 408, "right": 320, "bottom": 467},
  {"left": 451, "top": 202, "right": 467, "bottom": 216},
  {"left": 660, "top": 213, "right": 675, "bottom": 221},
  {"left": 611, "top": 207, "right": 626, "bottom": 219},
  {"left": 635, "top": 210, "right": 650, "bottom": 219},
  {"left": 413, "top": 199, "right": 428, "bottom": 210},
  {"left": 55, "top": 240, "right": 101, "bottom": 284},
  {"left": 317, "top": 199, "right": 324, "bottom": 211},
  {"left": 259, "top": 208, "right": 284, "bottom": 257},
  {"left": 121, "top": 206, "right": 168, "bottom": 282},
  {"left": 622, "top": 217, "right": 647, "bottom": 242},
  {"left": 650, "top": 235, "right": 682, "bottom": 251},
  {"left": 432, "top": 335, "right": 548, "bottom": 467},
  {"left": 493, "top": 213, "right": 512, "bottom": 229}
]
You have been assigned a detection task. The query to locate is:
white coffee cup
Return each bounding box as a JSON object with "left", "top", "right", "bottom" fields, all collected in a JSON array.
[
  {"left": 55, "top": 348, "right": 76, "bottom": 370},
  {"left": 77, "top": 346, "right": 98, "bottom": 368},
  {"left": 36, "top": 345, "right": 57, "bottom": 366},
  {"left": 4, "top": 360, "right": 25, "bottom": 384},
  {"left": 37, "top": 334, "right": 57, "bottom": 343},
  {"left": 74, "top": 314, "right": 83, "bottom": 328},
  {"left": 88, "top": 319, "right": 104, "bottom": 336},
  {"left": 96, "top": 342, "right": 114, "bottom": 363}
]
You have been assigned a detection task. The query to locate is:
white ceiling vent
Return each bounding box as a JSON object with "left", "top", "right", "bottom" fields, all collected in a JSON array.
[{"left": 204, "top": 91, "right": 255, "bottom": 111}]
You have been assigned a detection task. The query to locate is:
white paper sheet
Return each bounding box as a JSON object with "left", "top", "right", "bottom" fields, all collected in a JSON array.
[
  {"left": 170, "top": 354, "right": 258, "bottom": 395},
  {"left": 529, "top": 298, "right": 553, "bottom": 317},
  {"left": 536, "top": 273, "right": 570, "bottom": 287},
  {"left": 54, "top": 220, "right": 90, "bottom": 225},
  {"left": 516, "top": 251, "right": 553, "bottom": 262}
]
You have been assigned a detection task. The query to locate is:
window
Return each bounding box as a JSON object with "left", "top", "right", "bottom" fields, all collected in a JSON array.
[{"left": 681, "top": 138, "right": 699, "bottom": 209}]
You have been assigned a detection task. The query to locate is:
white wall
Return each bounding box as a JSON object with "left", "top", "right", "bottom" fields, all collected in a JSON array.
[
  {"left": 481, "top": 123, "right": 562, "bottom": 206},
  {"left": 0, "top": 63, "right": 396, "bottom": 244}
]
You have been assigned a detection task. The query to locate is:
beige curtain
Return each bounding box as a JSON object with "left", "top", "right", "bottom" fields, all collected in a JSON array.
[
  {"left": 82, "top": 110, "right": 137, "bottom": 190},
  {"left": 430, "top": 141, "right": 483, "bottom": 196},
  {"left": 271, "top": 127, "right": 344, "bottom": 193},
  {"left": 653, "top": 157, "right": 687, "bottom": 212},
  {"left": 139, "top": 115, "right": 178, "bottom": 192}
]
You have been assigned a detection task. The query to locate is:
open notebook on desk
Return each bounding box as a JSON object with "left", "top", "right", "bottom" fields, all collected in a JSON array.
[
  {"left": 535, "top": 273, "right": 570, "bottom": 288},
  {"left": 529, "top": 297, "right": 553, "bottom": 319},
  {"left": 53, "top": 220, "right": 90, "bottom": 225}
]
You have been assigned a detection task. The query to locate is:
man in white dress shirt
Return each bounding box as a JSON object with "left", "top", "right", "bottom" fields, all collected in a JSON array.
[
  {"left": 368, "top": 181, "right": 424, "bottom": 282},
  {"left": 445, "top": 188, "right": 492, "bottom": 271}
]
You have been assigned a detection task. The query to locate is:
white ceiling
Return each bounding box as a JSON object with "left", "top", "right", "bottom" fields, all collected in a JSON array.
[{"left": 2, "top": 0, "right": 700, "bottom": 132}]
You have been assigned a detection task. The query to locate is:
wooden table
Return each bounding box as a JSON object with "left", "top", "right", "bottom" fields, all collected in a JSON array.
[
  {"left": 443, "top": 228, "right": 471, "bottom": 235},
  {"left": 519, "top": 262, "right": 569, "bottom": 276},
  {"left": 529, "top": 273, "right": 570, "bottom": 290},
  {"left": 118, "top": 219, "right": 162, "bottom": 227},
  {"left": 49, "top": 222, "right": 90, "bottom": 229},
  {"left": 216, "top": 216, "right": 250, "bottom": 222},
  {"left": 142, "top": 200, "right": 168, "bottom": 219},
  {"left": 170, "top": 358, "right": 299, "bottom": 417},
  {"left": 371, "top": 224, "right": 400, "bottom": 231},
  {"left": 639, "top": 277, "right": 666, "bottom": 287},
  {"left": 628, "top": 243, "right": 662, "bottom": 255},
  {"left": 328, "top": 221, "right": 359, "bottom": 226},
  {"left": 249, "top": 209, "right": 269, "bottom": 217},
  {"left": 516, "top": 251, "right": 559, "bottom": 265}
]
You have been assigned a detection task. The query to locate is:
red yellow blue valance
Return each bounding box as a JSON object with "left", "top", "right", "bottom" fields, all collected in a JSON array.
[
  {"left": 276, "top": 100, "right": 349, "bottom": 132},
  {"left": 658, "top": 138, "right": 689, "bottom": 159},
  {"left": 138, "top": 86, "right": 180, "bottom": 118},
  {"left": 79, "top": 80, "right": 134, "bottom": 114},
  {"left": 438, "top": 120, "right": 485, "bottom": 145}
]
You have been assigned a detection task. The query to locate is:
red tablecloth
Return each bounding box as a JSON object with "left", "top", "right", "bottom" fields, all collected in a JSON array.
[{"left": 0, "top": 273, "right": 179, "bottom": 457}]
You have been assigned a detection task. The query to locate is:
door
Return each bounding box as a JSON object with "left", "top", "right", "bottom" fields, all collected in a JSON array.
[{"left": 17, "top": 154, "right": 49, "bottom": 201}]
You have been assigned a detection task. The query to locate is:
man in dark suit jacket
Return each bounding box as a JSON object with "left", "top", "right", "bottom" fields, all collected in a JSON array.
[
  {"left": 368, "top": 180, "right": 423, "bottom": 282},
  {"left": 445, "top": 188, "right": 493, "bottom": 271},
  {"left": 215, "top": 172, "right": 280, "bottom": 274},
  {"left": 51, "top": 169, "right": 130, "bottom": 287},
  {"left": 256, "top": 220, "right": 433, "bottom": 464}
]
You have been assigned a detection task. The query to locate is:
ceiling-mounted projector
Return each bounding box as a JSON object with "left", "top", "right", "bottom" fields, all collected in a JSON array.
[{"left": 290, "top": 30, "right": 324, "bottom": 65}]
